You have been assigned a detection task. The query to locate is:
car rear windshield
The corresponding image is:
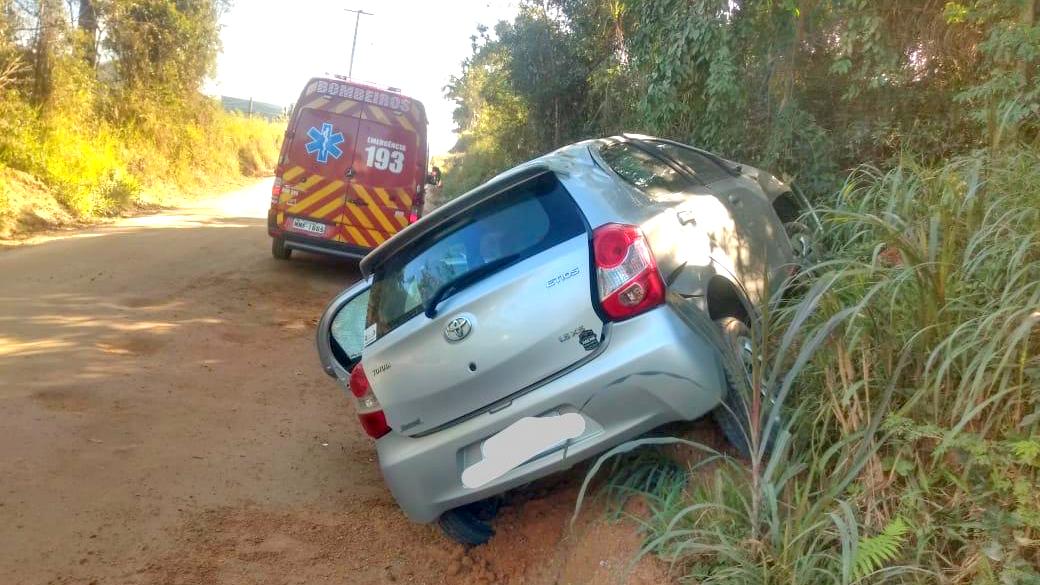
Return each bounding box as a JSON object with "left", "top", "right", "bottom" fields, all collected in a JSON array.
[
  {"left": 598, "top": 142, "right": 689, "bottom": 200},
  {"left": 366, "top": 172, "right": 585, "bottom": 340},
  {"left": 648, "top": 141, "right": 733, "bottom": 184}
]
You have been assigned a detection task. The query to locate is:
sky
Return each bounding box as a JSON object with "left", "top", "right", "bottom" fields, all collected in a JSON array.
[{"left": 208, "top": 0, "right": 520, "bottom": 155}]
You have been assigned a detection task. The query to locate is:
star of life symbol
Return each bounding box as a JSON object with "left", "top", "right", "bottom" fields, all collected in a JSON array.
[{"left": 305, "top": 123, "right": 345, "bottom": 164}]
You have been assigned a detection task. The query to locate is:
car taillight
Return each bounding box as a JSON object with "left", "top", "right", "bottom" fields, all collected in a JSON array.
[
  {"left": 593, "top": 223, "right": 665, "bottom": 321},
  {"left": 348, "top": 364, "right": 390, "bottom": 439},
  {"left": 271, "top": 177, "right": 283, "bottom": 205}
]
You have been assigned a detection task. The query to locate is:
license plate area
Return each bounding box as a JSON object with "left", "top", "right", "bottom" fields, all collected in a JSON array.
[
  {"left": 460, "top": 408, "right": 599, "bottom": 489},
  {"left": 291, "top": 217, "right": 327, "bottom": 236}
]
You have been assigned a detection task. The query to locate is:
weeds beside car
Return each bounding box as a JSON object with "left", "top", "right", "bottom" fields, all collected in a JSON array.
[{"left": 583, "top": 145, "right": 1040, "bottom": 584}]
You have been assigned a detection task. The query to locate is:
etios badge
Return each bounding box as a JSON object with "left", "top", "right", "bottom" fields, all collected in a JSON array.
[{"left": 444, "top": 316, "right": 473, "bottom": 342}]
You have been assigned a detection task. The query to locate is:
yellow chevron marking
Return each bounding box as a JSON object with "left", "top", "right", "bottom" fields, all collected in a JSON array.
[
  {"left": 311, "top": 197, "right": 343, "bottom": 219},
  {"left": 345, "top": 225, "right": 370, "bottom": 247},
  {"left": 287, "top": 179, "right": 335, "bottom": 213},
  {"left": 367, "top": 229, "right": 386, "bottom": 245},
  {"left": 333, "top": 100, "right": 359, "bottom": 115},
  {"left": 396, "top": 188, "right": 413, "bottom": 209},
  {"left": 276, "top": 212, "right": 284, "bottom": 225},
  {"left": 367, "top": 106, "right": 391, "bottom": 126},
  {"left": 288, "top": 192, "right": 326, "bottom": 214},
  {"left": 345, "top": 202, "right": 375, "bottom": 229},
  {"left": 282, "top": 166, "right": 305, "bottom": 182},
  {"left": 373, "top": 187, "right": 399, "bottom": 210},
  {"left": 354, "top": 185, "right": 396, "bottom": 232},
  {"left": 392, "top": 212, "right": 408, "bottom": 229},
  {"left": 294, "top": 174, "right": 324, "bottom": 192},
  {"left": 306, "top": 180, "right": 345, "bottom": 204},
  {"left": 396, "top": 114, "right": 415, "bottom": 133},
  {"left": 301, "top": 97, "right": 325, "bottom": 110}
]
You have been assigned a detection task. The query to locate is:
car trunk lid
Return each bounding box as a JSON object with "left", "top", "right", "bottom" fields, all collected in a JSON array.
[{"left": 360, "top": 172, "right": 603, "bottom": 436}]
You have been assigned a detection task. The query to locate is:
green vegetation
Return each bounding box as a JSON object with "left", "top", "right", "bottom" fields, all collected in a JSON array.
[
  {"left": 0, "top": 0, "right": 283, "bottom": 235},
  {"left": 447, "top": 1, "right": 1040, "bottom": 582},
  {"left": 444, "top": 1, "right": 1038, "bottom": 198},
  {"left": 585, "top": 148, "right": 1040, "bottom": 583}
]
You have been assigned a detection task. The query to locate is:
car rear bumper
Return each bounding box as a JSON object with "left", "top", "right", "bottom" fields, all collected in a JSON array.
[{"left": 375, "top": 301, "right": 727, "bottom": 523}]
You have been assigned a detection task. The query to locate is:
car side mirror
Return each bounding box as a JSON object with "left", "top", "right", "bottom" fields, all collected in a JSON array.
[{"left": 316, "top": 278, "right": 372, "bottom": 379}]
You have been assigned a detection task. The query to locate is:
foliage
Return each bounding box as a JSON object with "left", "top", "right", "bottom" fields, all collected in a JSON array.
[
  {"left": 444, "top": 0, "right": 1040, "bottom": 198},
  {"left": 102, "top": 0, "right": 225, "bottom": 96},
  {"left": 448, "top": 9, "right": 1040, "bottom": 576},
  {"left": 854, "top": 518, "right": 910, "bottom": 581},
  {"left": 0, "top": 0, "right": 282, "bottom": 226},
  {"left": 577, "top": 145, "right": 1040, "bottom": 583}
]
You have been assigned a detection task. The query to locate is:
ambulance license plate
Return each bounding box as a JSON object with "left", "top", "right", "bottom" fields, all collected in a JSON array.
[{"left": 291, "top": 217, "right": 326, "bottom": 236}]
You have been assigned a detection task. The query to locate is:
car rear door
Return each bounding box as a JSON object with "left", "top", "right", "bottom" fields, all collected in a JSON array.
[
  {"left": 647, "top": 141, "right": 795, "bottom": 302},
  {"left": 360, "top": 173, "right": 603, "bottom": 436},
  {"left": 340, "top": 117, "right": 419, "bottom": 248},
  {"left": 280, "top": 108, "right": 360, "bottom": 239}
]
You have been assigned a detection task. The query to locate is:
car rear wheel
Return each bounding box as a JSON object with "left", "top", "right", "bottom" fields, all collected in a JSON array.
[
  {"left": 271, "top": 237, "right": 292, "bottom": 260},
  {"left": 712, "top": 317, "right": 783, "bottom": 458},
  {"left": 437, "top": 497, "right": 501, "bottom": 546}
]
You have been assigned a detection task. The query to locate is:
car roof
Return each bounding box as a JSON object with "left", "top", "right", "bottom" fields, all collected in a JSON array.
[{"left": 360, "top": 134, "right": 782, "bottom": 276}]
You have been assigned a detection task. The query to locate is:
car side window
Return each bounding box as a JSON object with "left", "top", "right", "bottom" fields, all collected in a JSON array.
[
  {"left": 598, "top": 143, "right": 689, "bottom": 199},
  {"left": 330, "top": 288, "right": 370, "bottom": 368},
  {"left": 650, "top": 142, "right": 732, "bottom": 184}
]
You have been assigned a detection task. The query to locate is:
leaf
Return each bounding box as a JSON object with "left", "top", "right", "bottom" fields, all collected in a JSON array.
[
  {"left": 853, "top": 517, "right": 910, "bottom": 580},
  {"left": 831, "top": 57, "right": 852, "bottom": 75},
  {"left": 1010, "top": 439, "right": 1040, "bottom": 467}
]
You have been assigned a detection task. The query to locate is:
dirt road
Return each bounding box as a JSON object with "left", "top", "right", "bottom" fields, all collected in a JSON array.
[{"left": 0, "top": 181, "right": 668, "bottom": 585}]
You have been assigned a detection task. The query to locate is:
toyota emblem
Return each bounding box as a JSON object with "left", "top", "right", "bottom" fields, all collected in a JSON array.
[{"left": 444, "top": 316, "right": 473, "bottom": 342}]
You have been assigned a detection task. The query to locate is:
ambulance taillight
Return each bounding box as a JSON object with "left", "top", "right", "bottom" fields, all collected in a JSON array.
[{"left": 271, "top": 177, "right": 283, "bottom": 205}]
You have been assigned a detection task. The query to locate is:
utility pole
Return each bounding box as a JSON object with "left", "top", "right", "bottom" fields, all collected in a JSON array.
[{"left": 344, "top": 8, "right": 374, "bottom": 79}]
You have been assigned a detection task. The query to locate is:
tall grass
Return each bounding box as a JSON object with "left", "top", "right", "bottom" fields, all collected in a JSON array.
[
  {"left": 0, "top": 88, "right": 283, "bottom": 220},
  {"left": 578, "top": 146, "right": 1040, "bottom": 584}
]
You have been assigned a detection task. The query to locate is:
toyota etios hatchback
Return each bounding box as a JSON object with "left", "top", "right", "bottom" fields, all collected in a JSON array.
[{"left": 316, "top": 134, "right": 812, "bottom": 544}]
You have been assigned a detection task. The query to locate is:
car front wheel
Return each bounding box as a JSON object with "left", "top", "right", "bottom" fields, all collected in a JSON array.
[{"left": 712, "top": 317, "right": 783, "bottom": 458}]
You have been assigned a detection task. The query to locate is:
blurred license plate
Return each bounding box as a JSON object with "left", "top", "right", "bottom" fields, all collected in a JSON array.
[
  {"left": 292, "top": 217, "right": 326, "bottom": 235},
  {"left": 461, "top": 412, "right": 586, "bottom": 489}
]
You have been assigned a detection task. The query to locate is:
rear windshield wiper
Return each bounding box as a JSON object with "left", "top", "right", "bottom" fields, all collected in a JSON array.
[{"left": 423, "top": 252, "right": 525, "bottom": 319}]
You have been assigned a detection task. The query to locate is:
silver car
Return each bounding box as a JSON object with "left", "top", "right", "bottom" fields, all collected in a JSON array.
[{"left": 316, "top": 134, "right": 810, "bottom": 544}]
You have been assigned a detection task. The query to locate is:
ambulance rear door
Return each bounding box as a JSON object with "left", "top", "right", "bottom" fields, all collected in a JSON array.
[
  {"left": 340, "top": 117, "right": 420, "bottom": 247},
  {"left": 279, "top": 107, "right": 360, "bottom": 240}
]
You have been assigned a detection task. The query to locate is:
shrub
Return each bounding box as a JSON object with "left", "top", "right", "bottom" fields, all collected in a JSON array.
[
  {"left": 579, "top": 145, "right": 1040, "bottom": 584},
  {"left": 0, "top": 87, "right": 283, "bottom": 222}
]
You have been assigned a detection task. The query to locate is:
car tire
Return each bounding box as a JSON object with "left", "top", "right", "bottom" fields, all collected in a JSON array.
[
  {"left": 712, "top": 317, "right": 782, "bottom": 458},
  {"left": 272, "top": 237, "right": 292, "bottom": 260},
  {"left": 437, "top": 497, "right": 501, "bottom": 546},
  {"left": 783, "top": 220, "right": 816, "bottom": 266}
]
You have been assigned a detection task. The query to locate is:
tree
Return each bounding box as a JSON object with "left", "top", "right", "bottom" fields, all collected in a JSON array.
[
  {"left": 31, "top": 0, "right": 66, "bottom": 103},
  {"left": 77, "top": 0, "right": 97, "bottom": 68},
  {"left": 102, "top": 0, "right": 224, "bottom": 96},
  {"left": 446, "top": 0, "right": 1040, "bottom": 197}
]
